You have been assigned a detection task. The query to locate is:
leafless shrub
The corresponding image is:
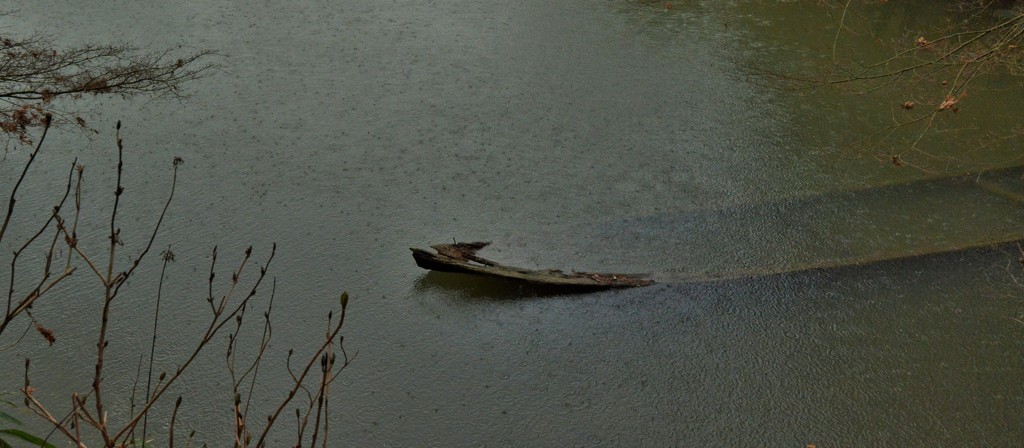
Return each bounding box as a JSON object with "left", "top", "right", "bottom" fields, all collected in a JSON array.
[{"left": 2, "top": 121, "right": 351, "bottom": 447}]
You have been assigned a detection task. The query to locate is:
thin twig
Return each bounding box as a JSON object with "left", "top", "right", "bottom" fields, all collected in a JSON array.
[
  {"left": 831, "top": 0, "right": 853, "bottom": 64},
  {"left": 0, "top": 114, "right": 52, "bottom": 246}
]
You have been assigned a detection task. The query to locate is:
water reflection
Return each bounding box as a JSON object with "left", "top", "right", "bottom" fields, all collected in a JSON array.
[{"left": 413, "top": 271, "right": 585, "bottom": 301}]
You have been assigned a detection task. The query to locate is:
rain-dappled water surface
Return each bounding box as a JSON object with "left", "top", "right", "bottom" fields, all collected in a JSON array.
[{"left": 2, "top": 0, "right": 1023, "bottom": 445}]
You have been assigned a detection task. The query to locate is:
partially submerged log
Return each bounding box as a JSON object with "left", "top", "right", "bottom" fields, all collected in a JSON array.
[{"left": 411, "top": 242, "right": 654, "bottom": 290}]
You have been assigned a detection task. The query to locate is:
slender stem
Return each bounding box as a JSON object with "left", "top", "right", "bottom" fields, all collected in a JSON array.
[
  {"left": 0, "top": 114, "right": 52, "bottom": 246},
  {"left": 65, "top": 165, "right": 84, "bottom": 270},
  {"left": 254, "top": 302, "right": 347, "bottom": 448},
  {"left": 1, "top": 159, "right": 76, "bottom": 336},
  {"left": 142, "top": 246, "right": 173, "bottom": 445},
  {"left": 111, "top": 158, "right": 180, "bottom": 298},
  {"left": 831, "top": 0, "right": 852, "bottom": 64},
  {"left": 112, "top": 245, "right": 276, "bottom": 444},
  {"left": 169, "top": 396, "right": 182, "bottom": 448}
]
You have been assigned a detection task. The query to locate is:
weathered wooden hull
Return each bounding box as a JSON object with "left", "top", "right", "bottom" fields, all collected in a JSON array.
[{"left": 411, "top": 242, "right": 654, "bottom": 290}]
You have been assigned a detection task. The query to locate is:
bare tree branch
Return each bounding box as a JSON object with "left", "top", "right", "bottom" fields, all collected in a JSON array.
[{"left": 0, "top": 31, "right": 215, "bottom": 143}]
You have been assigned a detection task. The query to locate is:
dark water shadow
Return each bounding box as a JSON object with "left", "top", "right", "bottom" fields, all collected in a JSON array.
[
  {"left": 589, "top": 164, "right": 1024, "bottom": 283},
  {"left": 682, "top": 239, "right": 1021, "bottom": 292},
  {"left": 412, "top": 271, "right": 633, "bottom": 301}
]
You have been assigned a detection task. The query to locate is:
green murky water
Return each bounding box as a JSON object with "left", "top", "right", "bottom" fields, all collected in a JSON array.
[{"left": 1, "top": 1, "right": 1023, "bottom": 445}]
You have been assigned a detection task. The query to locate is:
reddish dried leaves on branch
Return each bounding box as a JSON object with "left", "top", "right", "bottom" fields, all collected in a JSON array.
[
  {"left": 938, "top": 92, "right": 967, "bottom": 112},
  {"left": 35, "top": 323, "right": 55, "bottom": 346},
  {"left": 0, "top": 104, "right": 47, "bottom": 143},
  {"left": 0, "top": 31, "right": 215, "bottom": 142}
]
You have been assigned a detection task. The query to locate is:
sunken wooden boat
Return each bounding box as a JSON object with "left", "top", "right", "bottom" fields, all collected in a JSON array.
[{"left": 411, "top": 242, "right": 654, "bottom": 290}]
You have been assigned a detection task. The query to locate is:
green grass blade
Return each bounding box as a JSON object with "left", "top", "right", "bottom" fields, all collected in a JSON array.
[
  {"left": 0, "top": 410, "right": 23, "bottom": 427},
  {"left": 0, "top": 429, "right": 57, "bottom": 448}
]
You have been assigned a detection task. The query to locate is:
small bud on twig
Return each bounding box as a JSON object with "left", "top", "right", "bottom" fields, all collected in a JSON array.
[{"left": 35, "top": 323, "right": 55, "bottom": 346}]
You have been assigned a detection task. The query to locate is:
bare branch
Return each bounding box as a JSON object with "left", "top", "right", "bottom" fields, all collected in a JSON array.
[{"left": 0, "top": 32, "right": 216, "bottom": 142}]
